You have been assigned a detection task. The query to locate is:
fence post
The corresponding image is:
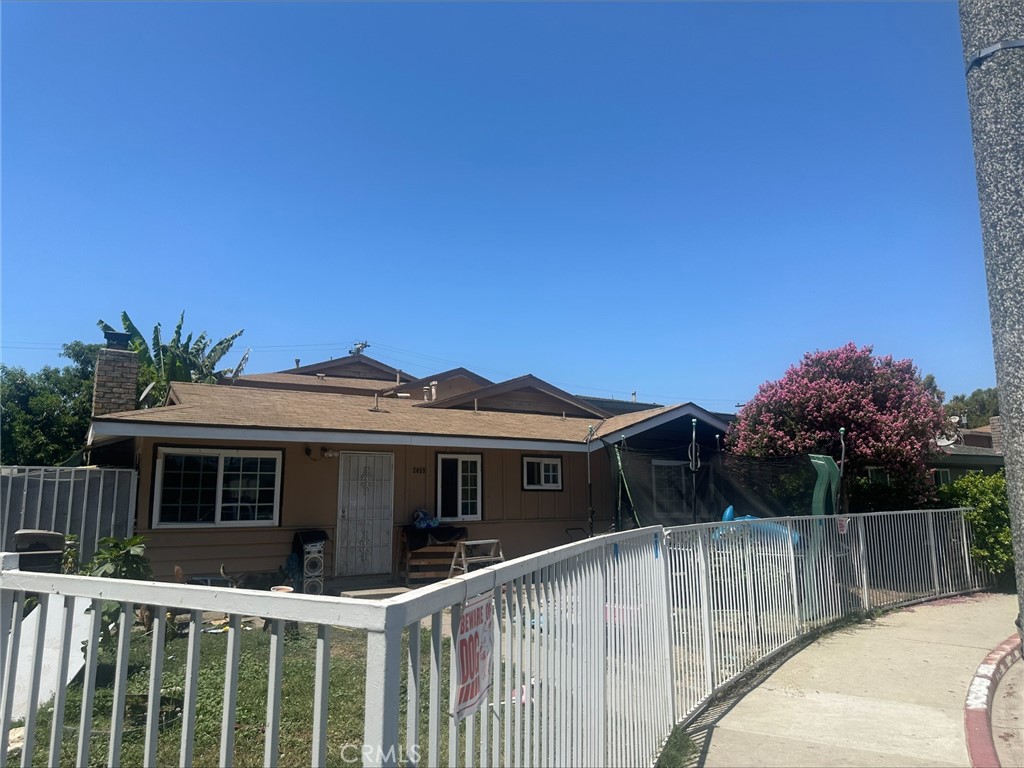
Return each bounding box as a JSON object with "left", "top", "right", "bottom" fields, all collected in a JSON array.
[
  {"left": 856, "top": 515, "right": 871, "bottom": 612},
  {"left": 363, "top": 611, "right": 402, "bottom": 768},
  {"left": 127, "top": 470, "right": 138, "bottom": 538},
  {"left": 784, "top": 519, "right": 802, "bottom": 634},
  {"left": 697, "top": 529, "right": 716, "bottom": 692},
  {"left": 925, "top": 510, "right": 941, "bottom": 595},
  {"left": 0, "top": 553, "right": 18, "bottom": 686},
  {"left": 655, "top": 530, "right": 677, "bottom": 730},
  {"left": 0, "top": 553, "right": 22, "bottom": 762}
]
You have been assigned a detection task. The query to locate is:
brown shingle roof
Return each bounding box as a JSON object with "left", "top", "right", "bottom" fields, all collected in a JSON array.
[
  {"left": 96, "top": 383, "right": 600, "bottom": 443},
  {"left": 592, "top": 403, "right": 686, "bottom": 439},
  {"left": 228, "top": 373, "right": 390, "bottom": 393}
]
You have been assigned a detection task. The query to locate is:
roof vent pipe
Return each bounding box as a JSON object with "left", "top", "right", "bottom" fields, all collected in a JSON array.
[
  {"left": 631, "top": 391, "right": 637, "bottom": 402},
  {"left": 295, "top": 358, "right": 301, "bottom": 369},
  {"left": 372, "top": 393, "right": 380, "bottom": 412},
  {"left": 396, "top": 370, "right": 401, "bottom": 385},
  {"left": 423, "top": 386, "right": 430, "bottom": 401},
  {"left": 430, "top": 381, "right": 438, "bottom": 401}
]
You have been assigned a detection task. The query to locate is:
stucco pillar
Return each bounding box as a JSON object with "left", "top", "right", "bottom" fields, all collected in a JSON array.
[{"left": 959, "top": 0, "right": 1024, "bottom": 635}]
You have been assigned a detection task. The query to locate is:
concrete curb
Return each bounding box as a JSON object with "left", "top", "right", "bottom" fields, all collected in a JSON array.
[{"left": 965, "top": 632, "right": 1023, "bottom": 768}]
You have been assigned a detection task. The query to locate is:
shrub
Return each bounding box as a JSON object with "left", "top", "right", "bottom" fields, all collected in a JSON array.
[
  {"left": 86, "top": 535, "right": 153, "bottom": 580},
  {"left": 938, "top": 470, "right": 1013, "bottom": 579}
]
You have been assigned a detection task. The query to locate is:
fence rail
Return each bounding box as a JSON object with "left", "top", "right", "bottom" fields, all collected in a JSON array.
[
  {"left": 0, "top": 467, "right": 136, "bottom": 565},
  {"left": 0, "top": 508, "right": 988, "bottom": 767}
]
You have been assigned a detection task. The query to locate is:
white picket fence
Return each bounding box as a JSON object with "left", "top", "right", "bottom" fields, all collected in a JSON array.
[{"left": 0, "top": 509, "right": 987, "bottom": 767}]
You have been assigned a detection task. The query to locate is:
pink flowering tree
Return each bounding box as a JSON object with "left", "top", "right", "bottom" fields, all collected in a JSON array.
[{"left": 728, "top": 344, "right": 946, "bottom": 510}]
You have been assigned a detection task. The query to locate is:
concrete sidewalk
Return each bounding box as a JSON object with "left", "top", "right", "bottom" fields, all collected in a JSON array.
[
  {"left": 688, "top": 592, "right": 1019, "bottom": 767},
  {"left": 993, "top": 653, "right": 1023, "bottom": 768}
]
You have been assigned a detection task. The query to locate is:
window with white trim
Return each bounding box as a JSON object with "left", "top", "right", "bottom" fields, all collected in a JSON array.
[
  {"left": 437, "top": 454, "right": 481, "bottom": 520},
  {"left": 933, "top": 468, "right": 951, "bottom": 487},
  {"left": 154, "top": 448, "right": 282, "bottom": 527},
  {"left": 866, "top": 466, "right": 890, "bottom": 485},
  {"left": 523, "top": 456, "right": 562, "bottom": 490}
]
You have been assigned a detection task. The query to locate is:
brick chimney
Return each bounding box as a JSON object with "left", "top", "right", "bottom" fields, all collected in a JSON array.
[
  {"left": 989, "top": 415, "right": 1003, "bottom": 454},
  {"left": 92, "top": 332, "right": 140, "bottom": 417}
]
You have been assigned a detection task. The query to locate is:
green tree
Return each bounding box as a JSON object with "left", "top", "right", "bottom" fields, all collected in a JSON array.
[
  {"left": 938, "top": 470, "right": 1013, "bottom": 586},
  {"left": 921, "top": 373, "right": 946, "bottom": 405},
  {"left": 0, "top": 342, "right": 102, "bottom": 465},
  {"left": 98, "top": 311, "right": 249, "bottom": 403},
  {"left": 944, "top": 387, "right": 1000, "bottom": 429}
]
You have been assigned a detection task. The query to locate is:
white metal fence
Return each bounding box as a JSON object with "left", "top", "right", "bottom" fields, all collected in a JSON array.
[
  {"left": 0, "top": 467, "right": 137, "bottom": 565},
  {"left": 663, "top": 508, "right": 988, "bottom": 722},
  {"left": 0, "top": 509, "right": 988, "bottom": 767}
]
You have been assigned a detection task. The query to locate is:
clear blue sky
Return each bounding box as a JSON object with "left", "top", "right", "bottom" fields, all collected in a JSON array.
[{"left": 1, "top": 1, "right": 996, "bottom": 410}]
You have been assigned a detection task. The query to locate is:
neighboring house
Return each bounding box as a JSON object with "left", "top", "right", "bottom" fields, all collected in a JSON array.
[
  {"left": 929, "top": 416, "right": 1005, "bottom": 486},
  {"left": 85, "top": 342, "right": 728, "bottom": 580}
]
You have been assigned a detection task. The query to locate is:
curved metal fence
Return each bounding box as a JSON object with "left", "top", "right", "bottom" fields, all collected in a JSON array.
[
  {"left": 0, "top": 508, "right": 987, "bottom": 767},
  {"left": 664, "top": 508, "right": 988, "bottom": 724}
]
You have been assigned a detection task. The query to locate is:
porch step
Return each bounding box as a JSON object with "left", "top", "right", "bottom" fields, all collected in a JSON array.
[{"left": 401, "top": 543, "right": 465, "bottom": 586}]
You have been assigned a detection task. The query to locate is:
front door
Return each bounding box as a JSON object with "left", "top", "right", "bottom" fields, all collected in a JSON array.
[{"left": 336, "top": 453, "right": 394, "bottom": 577}]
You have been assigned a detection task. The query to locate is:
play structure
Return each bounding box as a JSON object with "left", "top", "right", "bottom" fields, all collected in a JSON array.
[{"left": 710, "top": 452, "right": 844, "bottom": 622}]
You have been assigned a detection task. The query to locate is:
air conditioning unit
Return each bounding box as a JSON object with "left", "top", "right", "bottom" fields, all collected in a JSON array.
[{"left": 303, "top": 541, "right": 325, "bottom": 595}]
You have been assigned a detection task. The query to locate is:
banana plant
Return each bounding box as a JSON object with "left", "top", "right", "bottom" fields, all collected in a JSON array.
[{"left": 97, "top": 312, "right": 249, "bottom": 405}]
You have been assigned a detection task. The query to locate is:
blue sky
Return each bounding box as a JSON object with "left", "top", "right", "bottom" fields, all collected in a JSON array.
[{"left": 1, "top": 1, "right": 995, "bottom": 410}]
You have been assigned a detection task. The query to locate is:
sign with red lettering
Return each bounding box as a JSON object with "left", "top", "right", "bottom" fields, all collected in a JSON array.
[{"left": 451, "top": 591, "right": 494, "bottom": 722}]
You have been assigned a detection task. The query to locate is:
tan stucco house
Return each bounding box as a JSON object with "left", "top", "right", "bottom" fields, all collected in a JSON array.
[{"left": 86, "top": 345, "right": 730, "bottom": 581}]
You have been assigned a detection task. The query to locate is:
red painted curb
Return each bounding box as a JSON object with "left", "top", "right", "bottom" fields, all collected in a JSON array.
[{"left": 964, "top": 633, "right": 1023, "bottom": 768}]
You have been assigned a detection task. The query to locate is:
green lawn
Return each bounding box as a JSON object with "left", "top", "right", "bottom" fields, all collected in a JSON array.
[
  {"left": 9, "top": 615, "right": 690, "bottom": 767},
  {"left": 15, "top": 621, "right": 373, "bottom": 768}
]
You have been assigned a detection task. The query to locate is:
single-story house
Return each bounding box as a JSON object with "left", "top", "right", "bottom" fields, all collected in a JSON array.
[{"left": 86, "top": 342, "right": 731, "bottom": 580}]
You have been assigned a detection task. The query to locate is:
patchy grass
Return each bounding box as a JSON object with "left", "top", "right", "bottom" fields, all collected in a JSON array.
[
  {"left": 8, "top": 619, "right": 467, "bottom": 768},
  {"left": 655, "top": 725, "right": 698, "bottom": 767},
  {"left": 13, "top": 621, "right": 371, "bottom": 768}
]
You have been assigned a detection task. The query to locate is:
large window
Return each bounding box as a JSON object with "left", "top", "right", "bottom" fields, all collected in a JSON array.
[
  {"left": 437, "top": 454, "right": 481, "bottom": 520},
  {"left": 523, "top": 456, "right": 562, "bottom": 490},
  {"left": 154, "top": 448, "right": 282, "bottom": 527}
]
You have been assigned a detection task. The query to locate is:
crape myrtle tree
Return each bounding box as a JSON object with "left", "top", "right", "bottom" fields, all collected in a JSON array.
[{"left": 728, "top": 343, "right": 946, "bottom": 512}]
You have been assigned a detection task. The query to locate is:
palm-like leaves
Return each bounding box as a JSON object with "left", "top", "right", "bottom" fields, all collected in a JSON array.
[{"left": 97, "top": 312, "right": 250, "bottom": 405}]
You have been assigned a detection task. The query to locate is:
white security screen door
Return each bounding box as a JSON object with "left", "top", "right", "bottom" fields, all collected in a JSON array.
[{"left": 336, "top": 453, "right": 394, "bottom": 576}]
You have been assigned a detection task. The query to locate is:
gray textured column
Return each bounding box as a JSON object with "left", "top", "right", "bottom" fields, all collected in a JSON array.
[{"left": 960, "top": 0, "right": 1024, "bottom": 635}]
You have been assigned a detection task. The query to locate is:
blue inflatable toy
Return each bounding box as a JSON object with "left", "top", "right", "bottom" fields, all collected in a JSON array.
[{"left": 717, "top": 505, "right": 799, "bottom": 546}]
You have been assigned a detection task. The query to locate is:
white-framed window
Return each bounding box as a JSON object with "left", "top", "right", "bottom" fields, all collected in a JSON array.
[
  {"left": 154, "top": 447, "right": 282, "bottom": 527},
  {"left": 866, "top": 466, "right": 890, "bottom": 485},
  {"left": 437, "top": 454, "right": 481, "bottom": 520},
  {"left": 933, "top": 468, "right": 952, "bottom": 487},
  {"left": 523, "top": 456, "right": 562, "bottom": 490}
]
